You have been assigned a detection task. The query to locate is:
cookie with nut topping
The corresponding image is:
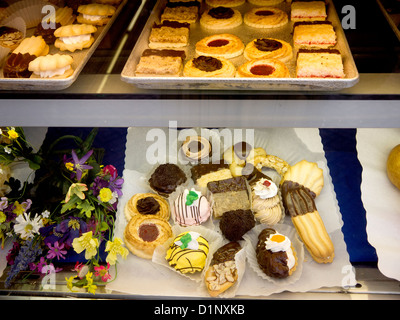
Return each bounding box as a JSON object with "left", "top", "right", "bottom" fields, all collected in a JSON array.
[{"left": 205, "top": 241, "right": 241, "bottom": 297}]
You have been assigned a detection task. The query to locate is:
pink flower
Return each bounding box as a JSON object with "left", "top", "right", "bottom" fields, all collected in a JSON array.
[
  {"left": 94, "top": 263, "right": 112, "bottom": 282},
  {"left": 46, "top": 241, "right": 67, "bottom": 260},
  {"left": 102, "top": 165, "right": 117, "bottom": 178},
  {"left": 72, "top": 262, "right": 89, "bottom": 279}
]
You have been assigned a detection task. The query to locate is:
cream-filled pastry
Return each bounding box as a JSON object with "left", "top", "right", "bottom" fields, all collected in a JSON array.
[
  {"left": 54, "top": 24, "right": 97, "bottom": 52},
  {"left": 29, "top": 54, "right": 74, "bottom": 79}
]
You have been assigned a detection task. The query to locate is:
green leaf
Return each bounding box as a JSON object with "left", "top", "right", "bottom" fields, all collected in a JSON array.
[
  {"left": 77, "top": 200, "right": 95, "bottom": 219},
  {"left": 99, "top": 221, "right": 109, "bottom": 232},
  {"left": 61, "top": 195, "right": 79, "bottom": 214}
]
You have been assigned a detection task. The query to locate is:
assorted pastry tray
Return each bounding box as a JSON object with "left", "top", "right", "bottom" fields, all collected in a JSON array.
[
  {"left": 121, "top": 0, "right": 359, "bottom": 91},
  {"left": 0, "top": 0, "right": 127, "bottom": 91},
  {"left": 108, "top": 128, "right": 355, "bottom": 298}
]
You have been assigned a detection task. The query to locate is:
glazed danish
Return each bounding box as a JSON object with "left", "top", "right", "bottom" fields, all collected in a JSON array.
[
  {"left": 236, "top": 58, "right": 290, "bottom": 78},
  {"left": 200, "top": 7, "right": 242, "bottom": 30},
  {"left": 244, "top": 38, "right": 292, "bottom": 62},
  {"left": 124, "top": 193, "right": 170, "bottom": 221},
  {"left": 124, "top": 214, "right": 173, "bottom": 259},
  {"left": 244, "top": 7, "right": 288, "bottom": 28},
  {"left": 195, "top": 34, "right": 244, "bottom": 59},
  {"left": 184, "top": 55, "right": 236, "bottom": 78}
]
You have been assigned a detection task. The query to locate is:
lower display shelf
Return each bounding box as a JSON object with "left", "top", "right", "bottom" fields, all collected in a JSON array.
[
  {"left": 0, "top": 265, "right": 398, "bottom": 300},
  {"left": 0, "top": 127, "right": 399, "bottom": 300}
]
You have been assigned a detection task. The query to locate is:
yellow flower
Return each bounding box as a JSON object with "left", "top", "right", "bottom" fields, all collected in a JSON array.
[
  {"left": 65, "top": 162, "right": 74, "bottom": 171},
  {"left": 84, "top": 272, "right": 97, "bottom": 294},
  {"left": 65, "top": 275, "right": 78, "bottom": 292},
  {"left": 12, "top": 201, "right": 28, "bottom": 216},
  {"left": 98, "top": 187, "right": 113, "bottom": 203},
  {"left": 7, "top": 128, "right": 19, "bottom": 140},
  {"left": 65, "top": 183, "right": 88, "bottom": 203},
  {"left": 72, "top": 231, "right": 99, "bottom": 260},
  {"left": 0, "top": 212, "right": 5, "bottom": 224},
  {"left": 105, "top": 237, "right": 129, "bottom": 265}
]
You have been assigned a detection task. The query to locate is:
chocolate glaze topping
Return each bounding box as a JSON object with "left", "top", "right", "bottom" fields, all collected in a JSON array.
[
  {"left": 193, "top": 56, "right": 223, "bottom": 72},
  {"left": 219, "top": 209, "right": 255, "bottom": 241},
  {"left": 3, "top": 53, "right": 36, "bottom": 78},
  {"left": 207, "top": 176, "right": 248, "bottom": 194},
  {"left": 281, "top": 180, "right": 317, "bottom": 217},
  {"left": 166, "top": 1, "right": 200, "bottom": 8},
  {"left": 153, "top": 20, "right": 190, "bottom": 29},
  {"left": 211, "top": 241, "right": 241, "bottom": 265},
  {"left": 149, "top": 163, "right": 187, "bottom": 195},
  {"left": 136, "top": 197, "right": 160, "bottom": 215},
  {"left": 141, "top": 49, "right": 186, "bottom": 60},
  {"left": 208, "top": 6, "right": 234, "bottom": 19},
  {"left": 256, "top": 228, "right": 290, "bottom": 278},
  {"left": 254, "top": 39, "right": 282, "bottom": 52},
  {"left": 191, "top": 163, "right": 228, "bottom": 181}
]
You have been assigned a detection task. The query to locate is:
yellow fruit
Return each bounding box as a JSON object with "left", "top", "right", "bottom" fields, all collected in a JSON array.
[{"left": 386, "top": 144, "right": 400, "bottom": 190}]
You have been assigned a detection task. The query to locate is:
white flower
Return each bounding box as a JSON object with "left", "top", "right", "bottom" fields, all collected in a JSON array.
[
  {"left": 41, "top": 210, "right": 50, "bottom": 219},
  {"left": 4, "top": 147, "right": 11, "bottom": 154},
  {"left": 13, "top": 212, "right": 43, "bottom": 240}
]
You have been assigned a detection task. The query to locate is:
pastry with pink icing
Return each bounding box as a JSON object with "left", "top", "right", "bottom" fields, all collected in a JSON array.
[{"left": 173, "top": 188, "right": 211, "bottom": 226}]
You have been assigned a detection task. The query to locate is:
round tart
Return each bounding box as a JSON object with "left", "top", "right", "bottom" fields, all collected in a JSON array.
[
  {"left": 205, "top": 0, "right": 245, "bottom": 7},
  {"left": 244, "top": 38, "right": 292, "bottom": 62},
  {"left": 195, "top": 34, "right": 244, "bottom": 59},
  {"left": 200, "top": 7, "right": 242, "bottom": 30},
  {"left": 181, "top": 135, "right": 212, "bottom": 161},
  {"left": 184, "top": 55, "right": 236, "bottom": 77},
  {"left": 236, "top": 58, "right": 290, "bottom": 78},
  {"left": 124, "top": 193, "right": 170, "bottom": 221},
  {"left": 124, "top": 214, "right": 172, "bottom": 259},
  {"left": 244, "top": 7, "right": 288, "bottom": 28}
]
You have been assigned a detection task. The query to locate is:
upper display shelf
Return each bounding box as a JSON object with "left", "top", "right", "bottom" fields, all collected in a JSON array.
[{"left": 0, "top": 0, "right": 399, "bottom": 98}]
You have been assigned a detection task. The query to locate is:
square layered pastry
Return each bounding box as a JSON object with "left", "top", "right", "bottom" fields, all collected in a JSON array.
[
  {"left": 291, "top": 0, "right": 327, "bottom": 22},
  {"left": 293, "top": 21, "right": 336, "bottom": 48},
  {"left": 135, "top": 49, "right": 186, "bottom": 77},
  {"left": 296, "top": 48, "right": 345, "bottom": 78},
  {"left": 149, "top": 20, "right": 190, "bottom": 49},
  {"left": 160, "top": 1, "right": 200, "bottom": 24}
]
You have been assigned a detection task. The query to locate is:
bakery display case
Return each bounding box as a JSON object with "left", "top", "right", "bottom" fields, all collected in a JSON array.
[{"left": 0, "top": 0, "right": 399, "bottom": 301}]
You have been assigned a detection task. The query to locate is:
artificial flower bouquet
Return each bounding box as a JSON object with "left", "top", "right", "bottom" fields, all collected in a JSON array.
[{"left": 0, "top": 127, "right": 128, "bottom": 294}]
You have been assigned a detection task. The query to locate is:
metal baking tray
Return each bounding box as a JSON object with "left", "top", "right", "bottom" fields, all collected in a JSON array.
[
  {"left": 0, "top": 0, "right": 127, "bottom": 91},
  {"left": 121, "top": 0, "right": 359, "bottom": 91}
]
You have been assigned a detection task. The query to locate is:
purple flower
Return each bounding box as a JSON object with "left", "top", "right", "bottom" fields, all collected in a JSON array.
[
  {"left": 40, "top": 217, "right": 87, "bottom": 248},
  {"left": 47, "top": 241, "right": 67, "bottom": 260},
  {"left": 109, "top": 175, "right": 124, "bottom": 197},
  {"left": 71, "top": 149, "right": 93, "bottom": 181}
]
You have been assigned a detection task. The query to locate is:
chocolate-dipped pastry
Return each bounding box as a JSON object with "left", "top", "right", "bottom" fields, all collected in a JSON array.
[
  {"left": 205, "top": 241, "right": 242, "bottom": 297},
  {"left": 211, "top": 241, "right": 241, "bottom": 265},
  {"left": 281, "top": 180, "right": 317, "bottom": 217},
  {"left": 149, "top": 163, "right": 187, "bottom": 197},
  {"left": 219, "top": 209, "right": 255, "bottom": 241},
  {"left": 3, "top": 53, "right": 36, "bottom": 78},
  {"left": 34, "top": 22, "right": 61, "bottom": 44},
  {"left": 256, "top": 228, "right": 297, "bottom": 279}
]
